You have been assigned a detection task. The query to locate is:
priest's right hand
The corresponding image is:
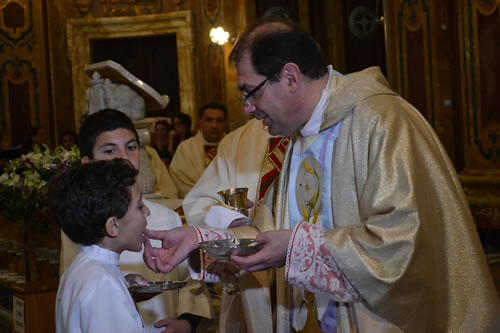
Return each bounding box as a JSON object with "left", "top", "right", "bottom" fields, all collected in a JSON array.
[{"left": 143, "top": 227, "right": 199, "bottom": 274}]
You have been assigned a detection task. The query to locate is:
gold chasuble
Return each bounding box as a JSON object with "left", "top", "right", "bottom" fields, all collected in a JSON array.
[
  {"left": 266, "top": 67, "right": 498, "bottom": 332},
  {"left": 192, "top": 66, "right": 498, "bottom": 331}
]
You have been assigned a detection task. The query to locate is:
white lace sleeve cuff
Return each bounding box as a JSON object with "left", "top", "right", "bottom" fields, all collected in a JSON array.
[
  {"left": 204, "top": 205, "right": 247, "bottom": 228},
  {"left": 189, "top": 226, "right": 239, "bottom": 283},
  {"left": 285, "top": 222, "right": 360, "bottom": 301}
]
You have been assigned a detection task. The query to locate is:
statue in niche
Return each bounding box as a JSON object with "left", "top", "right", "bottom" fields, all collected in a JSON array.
[
  {"left": 84, "top": 60, "right": 169, "bottom": 194},
  {"left": 86, "top": 72, "right": 145, "bottom": 120},
  {"left": 85, "top": 60, "right": 168, "bottom": 120}
]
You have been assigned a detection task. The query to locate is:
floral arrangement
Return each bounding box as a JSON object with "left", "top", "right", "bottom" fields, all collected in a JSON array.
[{"left": 0, "top": 144, "right": 81, "bottom": 223}]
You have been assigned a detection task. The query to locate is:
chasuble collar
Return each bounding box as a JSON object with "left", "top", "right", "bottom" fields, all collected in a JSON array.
[{"left": 321, "top": 66, "right": 397, "bottom": 131}]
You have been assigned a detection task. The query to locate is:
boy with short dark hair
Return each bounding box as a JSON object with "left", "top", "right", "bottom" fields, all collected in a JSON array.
[
  {"left": 49, "top": 159, "right": 154, "bottom": 333},
  {"left": 59, "top": 109, "right": 211, "bottom": 332}
]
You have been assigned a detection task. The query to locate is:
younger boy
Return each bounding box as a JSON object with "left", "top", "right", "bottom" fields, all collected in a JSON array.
[
  {"left": 49, "top": 159, "right": 158, "bottom": 333},
  {"left": 60, "top": 109, "right": 212, "bottom": 332}
]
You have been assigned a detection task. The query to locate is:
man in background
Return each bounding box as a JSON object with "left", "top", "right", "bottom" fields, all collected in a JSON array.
[{"left": 169, "top": 103, "right": 227, "bottom": 198}]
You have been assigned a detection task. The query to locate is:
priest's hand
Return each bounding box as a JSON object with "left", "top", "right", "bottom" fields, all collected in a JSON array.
[
  {"left": 231, "top": 229, "right": 292, "bottom": 271},
  {"left": 228, "top": 217, "right": 252, "bottom": 228},
  {"left": 153, "top": 317, "right": 192, "bottom": 333},
  {"left": 143, "top": 227, "right": 199, "bottom": 274},
  {"left": 227, "top": 199, "right": 254, "bottom": 228}
]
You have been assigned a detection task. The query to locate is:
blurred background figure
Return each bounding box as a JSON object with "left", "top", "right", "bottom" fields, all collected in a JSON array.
[
  {"left": 169, "top": 103, "right": 227, "bottom": 198},
  {"left": 171, "top": 113, "right": 192, "bottom": 153},
  {"left": 150, "top": 120, "right": 174, "bottom": 167},
  {"left": 0, "top": 132, "right": 9, "bottom": 151},
  {"left": 60, "top": 130, "right": 78, "bottom": 151},
  {"left": 23, "top": 126, "right": 49, "bottom": 153},
  {"left": 79, "top": 114, "right": 88, "bottom": 126},
  {"left": 0, "top": 132, "right": 23, "bottom": 172},
  {"left": 0, "top": 132, "right": 11, "bottom": 170}
]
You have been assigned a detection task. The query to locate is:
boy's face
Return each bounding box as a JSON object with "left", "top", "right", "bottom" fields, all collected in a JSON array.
[
  {"left": 117, "top": 182, "right": 150, "bottom": 252},
  {"left": 82, "top": 128, "right": 140, "bottom": 169},
  {"left": 62, "top": 135, "right": 75, "bottom": 150}
]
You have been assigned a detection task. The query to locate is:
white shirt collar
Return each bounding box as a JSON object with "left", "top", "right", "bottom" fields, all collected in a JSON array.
[
  {"left": 81, "top": 244, "right": 120, "bottom": 266},
  {"left": 300, "top": 65, "right": 345, "bottom": 137}
]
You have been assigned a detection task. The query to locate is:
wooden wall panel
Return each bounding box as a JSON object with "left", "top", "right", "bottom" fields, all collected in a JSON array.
[
  {"left": 0, "top": 0, "right": 52, "bottom": 147},
  {"left": 458, "top": 0, "right": 500, "bottom": 240},
  {"left": 458, "top": 0, "right": 500, "bottom": 170},
  {"left": 386, "top": 0, "right": 459, "bottom": 164},
  {"left": 386, "top": 0, "right": 500, "bottom": 245}
]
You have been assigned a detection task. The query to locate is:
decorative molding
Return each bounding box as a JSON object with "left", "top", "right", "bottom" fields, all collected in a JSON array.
[
  {"left": 458, "top": 0, "right": 499, "bottom": 163},
  {"left": 348, "top": 6, "right": 377, "bottom": 40},
  {"left": 0, "top": 59, "right": 39, "bottom": 133},
  {"left": 74, "top": 0, "right": 93, "bottom": 17},
  {"left": 0, "top": 0, "right": 34, "bottom": 51},
  {"left": 66, "top": 11, "right": 196, "bottom": 131},
  {"left": 207, "top": 43, "right": 225, "bottom": 103},
  {"left": 203, "top": 0, "right": 220, "bottom": 25},
  {"left": 397, "top": 0, "right": 435, "bottom": 126},
  {"left": 133, "top": 0, "right": 162, "bottom": 15},
  {"left": 99, "top": 0, "right": 162, "bottom": 17},
  {"left": 475, "top": 0, "right": 497, "bottom": 15}
]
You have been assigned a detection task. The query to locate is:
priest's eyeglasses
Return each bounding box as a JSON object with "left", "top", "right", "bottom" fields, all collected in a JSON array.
[{"left": 241, "top": 71, "right": 279, "bottom": 105}]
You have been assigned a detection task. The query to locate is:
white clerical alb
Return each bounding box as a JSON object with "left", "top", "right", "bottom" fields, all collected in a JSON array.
[{"left": 56, "top": 245, "right": 145, "bottom": 333}]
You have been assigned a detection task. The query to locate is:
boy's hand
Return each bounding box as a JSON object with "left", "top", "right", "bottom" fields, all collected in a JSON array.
[
  {"left": 126, "top": 274, "right": 160, "bottom": 303},
  {"left": 125, "top": 273, "right": 148, "bottom": 286},
  {"left": 154, "top": 318, "right": 192, "bottom": 333}
]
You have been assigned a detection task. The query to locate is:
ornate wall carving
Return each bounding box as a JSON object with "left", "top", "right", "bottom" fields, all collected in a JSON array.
[
  {"left": 458, "top": 0, "right": 499, "bottom": 167},
  {"left": 458, "top": 0, "right": 500, "bottom": 230},
  {"left": 386, "top": 0, "right": 500, "bottom": 236},
  {"left": 0, "top": 0, "right": 50, "bottom": 146},
  {"left": 99, "top": 0, "right": 162, "bottom": 17},
  {"left": 395, "top": 0, "right": 434, "bottom": 126}
]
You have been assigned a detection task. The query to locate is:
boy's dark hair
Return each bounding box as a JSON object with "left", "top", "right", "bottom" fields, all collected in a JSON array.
[
  {"left": 155, "top": 120, "right": 172, "bottom": 131},
  {"left": 78, "top": 109, "right": 139, "bottom": 159},
  {"left": 60, "top": 130, "right": 78, "bottom": 145},
  {"left": 198, "top": 103, "right": 228, "bottom": 120},
  {"left": 48, "top": 159, "right": 138, "bottom": 246},
  {"left": 174, "top": 113, "right": 192, "bottom": 132},
  {"left": 23, "top": 126, "right": 43, "bottom": 149}
]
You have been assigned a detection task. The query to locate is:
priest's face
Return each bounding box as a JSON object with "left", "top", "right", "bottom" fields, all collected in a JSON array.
[
  {"left": 82, "top": 128, "right": 140, "bottom": 170},
  {"left": 236, "top": 55, "right": 298, "bottom": 137},
  {"left": 199, "top": 108, "right": 226, "bottom": 143}
]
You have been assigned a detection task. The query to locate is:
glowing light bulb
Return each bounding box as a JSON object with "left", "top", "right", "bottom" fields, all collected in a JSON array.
[{"left": 210, "top": 27, "right": 229, "bottom": 45}]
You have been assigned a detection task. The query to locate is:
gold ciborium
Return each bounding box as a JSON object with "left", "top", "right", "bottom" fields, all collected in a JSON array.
[
  {"left": 217, "top": 187, "right": 249, "bottom": 217},
  {"left": 217, "top": 187, "right": 249, "bottom": 295}
]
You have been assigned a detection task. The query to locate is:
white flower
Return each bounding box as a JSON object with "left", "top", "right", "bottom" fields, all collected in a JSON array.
[{"left": 0, "top": 172, "right": 21, "bottom": 187}]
